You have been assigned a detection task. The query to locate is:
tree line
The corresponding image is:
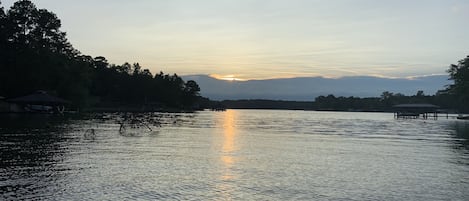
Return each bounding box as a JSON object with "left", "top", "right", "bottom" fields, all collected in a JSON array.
[
  {"left": 313, "top": 90, "right": 459, "bottom": 112},
  {"left": 202, "top": 88, "right": 465, "bottom": 112},
  {"left": 0, "top": 0, "right": 200, "bottom": 110}
]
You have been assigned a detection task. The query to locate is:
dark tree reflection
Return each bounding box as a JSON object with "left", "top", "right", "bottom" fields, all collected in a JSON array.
[
  {"left": 0, "top": 114, "right": 73, "bottom": 199},
  {"left": 448, "top": 121, "right": 469, "bottom": 150}
]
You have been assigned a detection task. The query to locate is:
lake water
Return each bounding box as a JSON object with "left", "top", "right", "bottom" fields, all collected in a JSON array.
[{"left": 1, "top": 110, "right": 469, "bottom": 200}]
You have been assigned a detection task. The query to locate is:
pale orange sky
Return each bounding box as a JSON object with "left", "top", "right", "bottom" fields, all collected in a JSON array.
[{"left": 3, "top": 0, "right": 469, "bottom": 80}]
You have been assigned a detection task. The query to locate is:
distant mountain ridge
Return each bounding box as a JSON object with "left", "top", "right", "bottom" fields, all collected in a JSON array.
[{"left": 182, "top": 74, "right": 451, "bottom": 101}]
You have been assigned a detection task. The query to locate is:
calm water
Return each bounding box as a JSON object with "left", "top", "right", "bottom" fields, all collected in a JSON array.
[{"left": 1, "top": 110, "right": 469, "bottom": 200}]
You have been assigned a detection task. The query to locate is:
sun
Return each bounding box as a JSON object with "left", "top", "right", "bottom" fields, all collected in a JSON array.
[{"left": 210, "top": 74, "right": 246, "bottom": 81}]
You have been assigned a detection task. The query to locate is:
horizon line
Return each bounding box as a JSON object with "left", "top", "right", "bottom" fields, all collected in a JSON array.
[{"left": 180, "top": 73, "right": 449, "bottom": 82}]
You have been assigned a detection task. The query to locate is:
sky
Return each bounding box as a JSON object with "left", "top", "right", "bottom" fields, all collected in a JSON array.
[{"left": 2, "top": 0, "right": 469, "bottom": 80}]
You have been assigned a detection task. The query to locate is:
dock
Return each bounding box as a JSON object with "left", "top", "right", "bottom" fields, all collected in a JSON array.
[{"left": 393, "top": 103, "right": 443, "bottom": 120}]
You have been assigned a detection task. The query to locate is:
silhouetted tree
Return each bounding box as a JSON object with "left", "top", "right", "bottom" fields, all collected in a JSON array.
[
  {"left": 0, "top": 1, "right": 6, "bottom": 41},
  {"left": 5, "top": 0, "right": 75, "bottom": 55},
  {"left": 93, "top": 56, "right": 108, "bottom": 69},
  {"left": 182, "top": 80, "right": 200, "bottom": 107},
  {"left": 6, "top": 0, "right": 38, "bottom": 45},
  {"left": 416, "top": 90, "right": 424, "bottom": 97},
  {"left": 311, "top": 91, "right": 465, "bottom": 112},
  {"left": 0, "top": 1, "right": 7, "bottom": 83},
  {"left": 446, "top": 55, "right": 469, "bottom": 109},
  {"left": 132, "top": 63, "right": 142, "bottom": 75},
  {"left": 0, "top": 0, "right": 202, "bottom": 110},
  {"left": 0, "top": 1, "right": 4, "bottom": 16},
  {"left": 379, "top": 91, "right": 393, "bottom": 107}
]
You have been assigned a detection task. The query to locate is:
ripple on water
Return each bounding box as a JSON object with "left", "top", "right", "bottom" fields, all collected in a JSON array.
[{"left": 1, "top": 111, "right": 469, "bottom": 200}]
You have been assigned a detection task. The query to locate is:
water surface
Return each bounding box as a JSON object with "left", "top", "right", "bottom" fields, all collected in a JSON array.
[{"left": 1, "top": 110, "right": 469, "bottom": 200}]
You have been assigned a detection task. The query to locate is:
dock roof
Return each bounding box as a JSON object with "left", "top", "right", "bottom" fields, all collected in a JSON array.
[
  {"left": 8, "top": 91, "right": 70, "bottom": 105},
  {"left": 393, "top": 104, "right": 440, "bottom": 108}
]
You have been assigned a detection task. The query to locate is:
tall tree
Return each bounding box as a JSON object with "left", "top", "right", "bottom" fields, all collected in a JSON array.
[
  {"left": 6, "top": 0, "right": 38, "bottom": 45},
  {"left": 0, "top": 0, "right": 6, "bottom": 50},
  {"left": 446, "top": 55, "right": 469, "bottom": 107},
  {"left": 6, "top": 0, "right": 76, "bottom": 56},
  {"left": 0, "top": 1, "right": 7, "bottom": 91},
  {"left": 0, "top": 1, "right": 4, "bottom": 15},
  {"left": 182, "top": 80, "right": 200, "bottom": 107},
  {"left": 0, "top": 1, "right": 5, "bottom": 33},
  {"left": 93, "top": 56, "right": 109, "bottom": 69}
]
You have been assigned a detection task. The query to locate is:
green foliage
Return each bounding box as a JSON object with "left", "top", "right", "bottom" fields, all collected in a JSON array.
[{"left": 0, "top": 0, "right": 201, "bottom": 110}]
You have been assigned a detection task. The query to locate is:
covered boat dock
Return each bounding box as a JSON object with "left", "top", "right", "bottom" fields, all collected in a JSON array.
[
  {"left": 393, "top": 103, "right": 441, "bottom": 120},
  {"left": 7, "top": 91, "right": 70, "bottom": 114}
]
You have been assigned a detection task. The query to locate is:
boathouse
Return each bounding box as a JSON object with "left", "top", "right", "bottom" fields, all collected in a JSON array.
[
  {"left": 7, "top": 91, "right": 70, "bottom": 113},
  {"left": 393, "top": 103, "right": 440, "bottom": 119}
]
